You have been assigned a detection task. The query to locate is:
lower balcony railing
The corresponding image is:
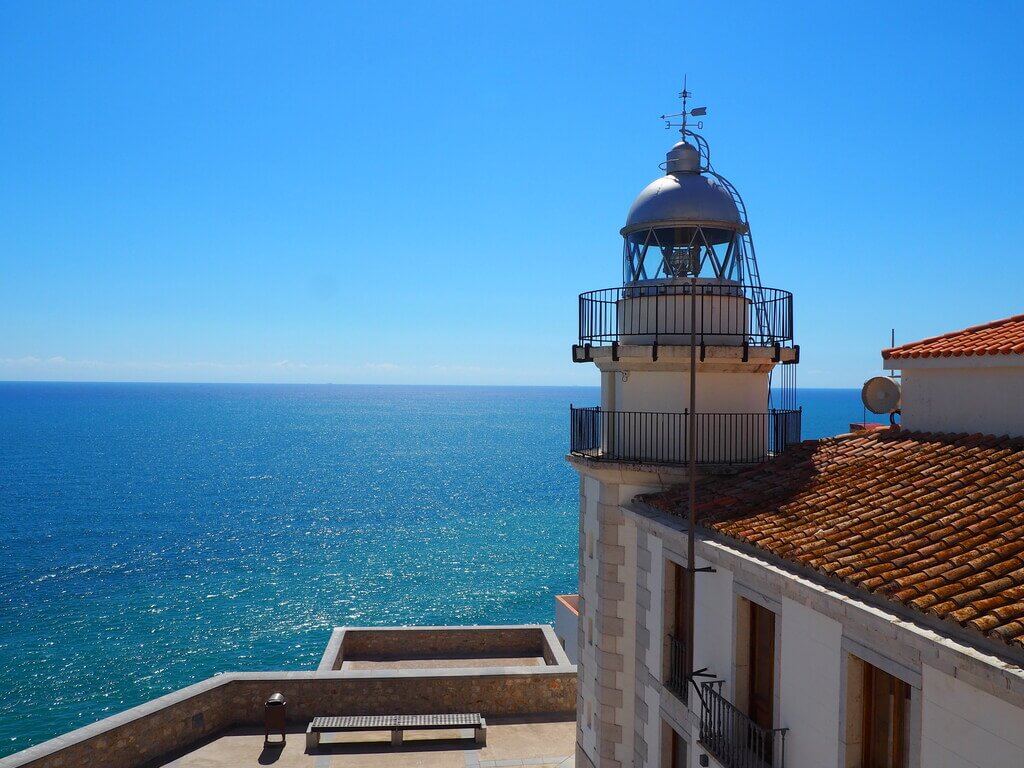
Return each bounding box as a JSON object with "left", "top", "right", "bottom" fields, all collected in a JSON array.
[
  {"left": 666, "top": 635, "right": 687, "bottom": 703},
  {"left": 698, "top": 681, "right": 788, "bottom": 768},
  {"left": 569, "top": 407, "right": 801, "bottom": 466}
]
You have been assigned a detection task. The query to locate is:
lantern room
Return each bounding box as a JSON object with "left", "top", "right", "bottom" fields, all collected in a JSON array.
[{"left": 622, "top": 140, "right": 748, "bottom": 284}]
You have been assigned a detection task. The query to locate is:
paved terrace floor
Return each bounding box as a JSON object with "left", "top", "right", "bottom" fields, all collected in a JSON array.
[{"left": 153, "top": 717, "right": 575, "bottom": 768}]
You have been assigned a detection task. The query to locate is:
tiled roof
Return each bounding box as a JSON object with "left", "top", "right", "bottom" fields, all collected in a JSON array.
[
  {"left": 883, "top": 314, "right": 1024, "bottom": 359},
  {"left": 642, "top": 429, "right": 1024, "bottom": 651}
]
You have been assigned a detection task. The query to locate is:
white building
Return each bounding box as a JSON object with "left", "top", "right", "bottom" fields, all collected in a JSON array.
[{"left": 560, "top": 94, "right": 1024, "bottom": 768}]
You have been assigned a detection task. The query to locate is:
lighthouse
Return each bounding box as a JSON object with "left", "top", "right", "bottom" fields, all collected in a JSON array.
[{"left": 568, "top": 87, "right": 800, "bottom": 768}]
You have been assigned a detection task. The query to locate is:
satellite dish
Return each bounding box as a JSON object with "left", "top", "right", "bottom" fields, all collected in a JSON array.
[{"left": 861, "top": 376, "right": 902, "bottom": 414}]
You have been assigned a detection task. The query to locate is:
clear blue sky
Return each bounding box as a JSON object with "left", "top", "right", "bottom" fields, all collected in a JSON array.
[{"left": 2, "top": 1, "right": 1022, "bottom": 386}]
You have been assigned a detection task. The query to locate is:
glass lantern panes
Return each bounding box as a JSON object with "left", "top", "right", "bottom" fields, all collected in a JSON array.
[{"left": 623, "top": 225, "right": 743, "bottom": 283}]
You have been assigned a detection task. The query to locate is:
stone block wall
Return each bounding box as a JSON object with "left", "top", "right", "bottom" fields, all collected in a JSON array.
[
  {"left": 0, "top": 677, "right": 235, "bottom": 768},
  {"left": 593, "top": 485, "right": 628, "bottom": 768},
  {"left": 2, "top": 667, "right": 576, "bottom": 768},
  {"left": 328, "top": 625, "right": 555, "bottom": 667},
  {"left": 229, "top": 670, "right": 576, "bottom": 722}
]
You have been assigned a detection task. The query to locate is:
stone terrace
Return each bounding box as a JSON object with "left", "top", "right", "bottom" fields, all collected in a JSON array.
[
  {"left": 0, "top": 625, "right": 576, "bottom": 768},
  {"left": 150, "top": 718, "right": 575, "bottom": 768}
]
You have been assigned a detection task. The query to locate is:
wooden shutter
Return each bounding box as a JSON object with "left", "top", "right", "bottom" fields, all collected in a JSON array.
[{"left": 748, "top": 602, "right": 775, "bottom": 732}]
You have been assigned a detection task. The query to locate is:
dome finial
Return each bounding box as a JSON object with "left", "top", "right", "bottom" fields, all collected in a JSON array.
[{"left": 659, "top": 75, "right": 708, "bottom": 141}]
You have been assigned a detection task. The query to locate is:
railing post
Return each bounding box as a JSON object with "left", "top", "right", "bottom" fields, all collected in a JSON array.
[{"left": 787, "top": 292, "right": 794, "bottom": 344}]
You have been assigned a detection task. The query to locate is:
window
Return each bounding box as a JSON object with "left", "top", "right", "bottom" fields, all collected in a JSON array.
[
  {"left": 661, "top": 721, "right": 688, "bottom": 768},
  {"left": 748, "top": 601, "right": 776, "bottom": 732},
  {"left": 671, "top": 727, "right": 687, "bottom": 768},
  {"left": 673, "top": 562, "right": 691, "bottom": 640},
  {"left": 735, "top": 596, "right": 775, "bottom": 730},
  {"left": 665, "top": 561, "right": 690, "bottom": 701},
  {"left": 845, "top": 655, "right": 910, "bottom": 768}
]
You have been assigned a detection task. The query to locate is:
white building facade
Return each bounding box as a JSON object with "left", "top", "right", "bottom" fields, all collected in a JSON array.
[
  {"left": 584, "top": 492, "right": 1024, "bottom": 768},
  {"left": 567, "top": 104, "right": 1024, "bottom": 768}
]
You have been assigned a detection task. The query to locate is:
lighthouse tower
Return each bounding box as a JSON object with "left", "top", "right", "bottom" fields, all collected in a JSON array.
[{"left": 568, "top": 88, "right": 800, "bottom": 768}]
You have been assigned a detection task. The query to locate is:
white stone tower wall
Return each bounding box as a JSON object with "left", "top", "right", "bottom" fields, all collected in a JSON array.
[{"left": 614, "top": 370, "right": 769, "bottom": 414}]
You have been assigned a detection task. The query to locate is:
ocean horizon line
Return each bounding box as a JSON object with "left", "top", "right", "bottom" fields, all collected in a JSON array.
[{"left": 0, "top": 379, "right": 863, "bottom": 390}]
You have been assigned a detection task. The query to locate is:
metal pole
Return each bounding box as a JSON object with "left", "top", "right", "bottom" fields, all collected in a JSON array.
[{"left": 685, "top": 273, "right": 698, "bottom": 689}]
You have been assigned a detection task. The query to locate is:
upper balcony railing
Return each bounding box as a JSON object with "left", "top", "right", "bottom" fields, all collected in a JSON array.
[
  {"left": 569, "top": 406, "right": 801, "bottom": 466},
  {"left": 698, "top": 681, "right": 788, "bottom": 768},
  {"left": 666, "top": 634, "right": 688, "bottom": 704},
  {"left": 578, "top": 282, "right": 793, "bottom": 347}
]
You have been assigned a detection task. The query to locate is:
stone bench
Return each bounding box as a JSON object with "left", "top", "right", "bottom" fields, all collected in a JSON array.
[{"left": 305, "top": 713, "right": 487, "bottom": 751}]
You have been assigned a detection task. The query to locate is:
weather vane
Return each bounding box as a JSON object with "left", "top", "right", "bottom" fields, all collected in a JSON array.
[{"left": 660, "top": 75, "right": 707, "bottom": 138}]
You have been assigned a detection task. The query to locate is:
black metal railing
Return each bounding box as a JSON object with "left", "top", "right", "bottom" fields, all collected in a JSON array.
[
  {"left": 569, "top": 407, "right": 801, "bottom": 466},
  {"left": 578, "top": 283, "right": 793, "bottom": 347},
  {"left": 699, "top": 681, "right": 788, "bottom": 768},
  {"left": 666, "top": 635, "right": 687, "bottom": 703}
]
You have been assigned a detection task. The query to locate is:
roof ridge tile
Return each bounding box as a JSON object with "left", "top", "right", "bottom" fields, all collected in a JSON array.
[{"left": 883, "top": 313, "right": 1024, "bottom": 360}]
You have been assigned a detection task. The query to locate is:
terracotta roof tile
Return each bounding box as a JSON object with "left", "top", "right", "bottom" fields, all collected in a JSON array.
[
  {"left": 883, "top": 314, "right": 1024, "bottom": 359},
  {"left": 993, "top": 603, "right": 1024, "bottom": 621},
  {"left": 641, "top": 429, "right": 1024, "bottom": 651},
  {"left": 993, "top": 622, "right": 1024, "bottom": 641}
]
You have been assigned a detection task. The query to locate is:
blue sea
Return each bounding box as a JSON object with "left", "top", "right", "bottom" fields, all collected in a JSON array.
[{"left": 0, "top": 383, "right": 866, "bottom": 756}]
